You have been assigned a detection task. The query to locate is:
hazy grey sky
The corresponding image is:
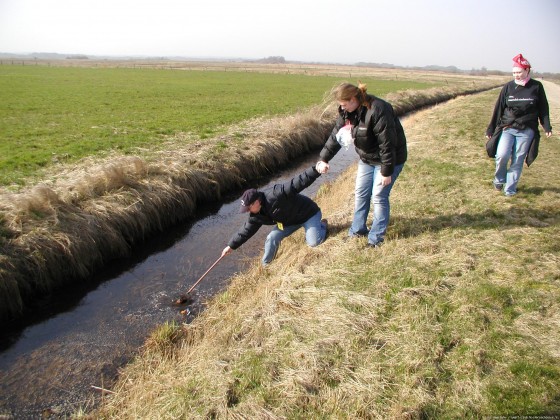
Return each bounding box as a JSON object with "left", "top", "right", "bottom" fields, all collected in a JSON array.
[{"left": 1, "top": 0, "right": 559, "bottom": 73}]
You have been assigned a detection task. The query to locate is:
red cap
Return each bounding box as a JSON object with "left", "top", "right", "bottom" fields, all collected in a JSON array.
[{"left": 512, "top": 53, "right": 531, "bottom": 70}]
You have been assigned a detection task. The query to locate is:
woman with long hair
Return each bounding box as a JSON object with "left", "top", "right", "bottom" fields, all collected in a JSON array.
[{"left": 316, "top": 82, "right": 407, "bottom": 248}]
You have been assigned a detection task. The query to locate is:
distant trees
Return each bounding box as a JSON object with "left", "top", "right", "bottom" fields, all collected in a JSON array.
[
  {"left": 254, "top": 56, "right": 286, "bottom": 64},
  {"left": 469, "top": 67, "right": 488, "bottom": 76},
  {"left": 533, "top": 71, "right": 560, "bottom": 81}
]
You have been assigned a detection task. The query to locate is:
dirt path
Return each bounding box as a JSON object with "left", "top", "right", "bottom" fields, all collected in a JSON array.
[{"left": 543, "top": 80, "right": 560, "bottom": 129}]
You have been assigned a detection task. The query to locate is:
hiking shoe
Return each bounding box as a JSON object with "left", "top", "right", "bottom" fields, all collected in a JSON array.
[
  {"left": 348, "top": 231, "right": 368, "bottom": 239},
  {"left": 321, "top": 219, "right": 329, "bottom": 242}
]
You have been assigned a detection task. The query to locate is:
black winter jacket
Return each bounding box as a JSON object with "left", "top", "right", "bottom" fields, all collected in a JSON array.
[
  {"left": 227, "top": 166, "right": 321, "bottom": 250},
  {"left": 486, "top": 79, "right": 551, "bottom": 166},
  {"left": 320, "top": 95, "right": 407, "bottom": 176}
]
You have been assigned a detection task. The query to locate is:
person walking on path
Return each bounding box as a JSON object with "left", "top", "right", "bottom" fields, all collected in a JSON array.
[
  {"left": 485, "top": 53, "right": 553, "bottom": 197},
  {"left": 222, "top": 166, "right": 328, "bottom": 265},
  {"left": 315, "top": 82, "right": 407, "bottom": 248}
]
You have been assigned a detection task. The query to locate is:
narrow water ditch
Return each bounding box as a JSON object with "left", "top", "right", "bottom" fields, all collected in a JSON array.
[{"left": 0, "top": 147, "right": 357, "bottom": 418}]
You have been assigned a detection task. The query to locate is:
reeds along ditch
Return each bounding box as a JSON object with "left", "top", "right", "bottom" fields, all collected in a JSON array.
[{"left": 0, "top": 81, "right": 503, "bottom": 325}]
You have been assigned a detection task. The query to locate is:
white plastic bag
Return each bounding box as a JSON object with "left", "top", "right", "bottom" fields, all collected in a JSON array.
[{"left": 335, "top": 124, "right": 354, "bottom": 150}]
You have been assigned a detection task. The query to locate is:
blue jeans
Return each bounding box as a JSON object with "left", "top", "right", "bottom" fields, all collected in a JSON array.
[
  {"left": 263, "top": 210, "right": 326, "bottom": 265},
  {"left": 494, "top": 127, "right": 534, "bottom": 196},
  {"left": 349, "top": 161, "right": 404, "bottom": 245}
]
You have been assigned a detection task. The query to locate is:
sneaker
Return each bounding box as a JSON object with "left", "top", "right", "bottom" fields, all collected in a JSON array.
[
  {"left": 493, "top": 183, "right": 503, "bottom": 191},
  {"left": 321, "top": 219, "right": 329, "bottom": 242},
  {"left": 348, "top": 231, "right": 368, "bottom": 239},
  {"left": 367, "top": 241, "right": 383, "bottom": 249}
]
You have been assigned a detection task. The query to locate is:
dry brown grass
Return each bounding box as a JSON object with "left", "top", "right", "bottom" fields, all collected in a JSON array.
[{"left": 91, "top": 82, "right": 560, "bottom": 418}]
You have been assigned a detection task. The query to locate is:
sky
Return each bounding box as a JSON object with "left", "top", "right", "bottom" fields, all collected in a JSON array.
[{"left": 1, "top": 0, "right": 559, "bottom": 73}]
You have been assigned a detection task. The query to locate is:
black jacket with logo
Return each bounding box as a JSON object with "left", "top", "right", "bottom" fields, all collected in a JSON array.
[
  {"left": 486, "top": 79, "right": 551, "bottom": 166},
  {"left": 320, "top": 95, "right": 407, "bottom": 176},
  {"left": 228, "top": 166, "right": 321, "bottom": 250}
]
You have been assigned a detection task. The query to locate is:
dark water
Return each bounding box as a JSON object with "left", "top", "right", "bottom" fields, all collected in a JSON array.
[{"left": 0, "top": 148, "right": 357, "bottom": 418}]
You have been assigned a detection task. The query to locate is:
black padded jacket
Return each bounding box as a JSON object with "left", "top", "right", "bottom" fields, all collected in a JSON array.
[
  {"left": 227, "top": 166, "right": 321, "bottom": 250},
  {"left": 319, "top": 95, "right": 407, "bottom": 176}
]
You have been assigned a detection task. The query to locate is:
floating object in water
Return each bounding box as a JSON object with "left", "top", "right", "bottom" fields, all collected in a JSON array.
[{"left": 174, "top": 294, "right": 194, "bottom": 305}]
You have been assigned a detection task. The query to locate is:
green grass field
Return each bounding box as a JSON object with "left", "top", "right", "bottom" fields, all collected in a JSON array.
[{"left": 0, "top": 65, "right": 434, "bottom": 186}]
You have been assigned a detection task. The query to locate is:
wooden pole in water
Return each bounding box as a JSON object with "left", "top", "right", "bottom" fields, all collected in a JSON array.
[{"left": 176, "top": 254, "right": 226, "bottom": 304}]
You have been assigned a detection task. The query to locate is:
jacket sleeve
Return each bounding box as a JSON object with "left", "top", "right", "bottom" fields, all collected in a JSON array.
[
  {"left": 228, "top": 217, "right": 263, "bottom": 250},
  {"left": 372, "top": 104, "right": 397, "bottom": 177},
  {"left": 319, "top": 116, "right": 345, "bottom": 162},
  {"left": 271, "top": 166, "right": 321, "bottom": 200},
  {"left": 486, "top": 84, "right": 508, "bottom": 136}
]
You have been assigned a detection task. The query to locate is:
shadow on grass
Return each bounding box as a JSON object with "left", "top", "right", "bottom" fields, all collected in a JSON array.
[
  {"left": 392, "top": 206, "right": 559, "bottom": 240},
  {"left": 519, "top": 186, "right": 560, "bottom": 196},
  {"left": 327, "top": 206, "right": 559, "bottom": 244}
]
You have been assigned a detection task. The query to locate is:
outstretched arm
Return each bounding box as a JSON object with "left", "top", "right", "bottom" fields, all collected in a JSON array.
[
  {"left": 273, "top": 166, "right": 321, "bottom": 199},
  {"left": 227, "top": 219, "right": 263, "bottom": 251}
]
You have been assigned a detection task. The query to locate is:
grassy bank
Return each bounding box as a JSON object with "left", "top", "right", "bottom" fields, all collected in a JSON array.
[
  {"left": 0, "top": 67, "right": 505, "bottom": 326},
  {"left": 92, "top": 83, "right": 560, "bottom": 418}
]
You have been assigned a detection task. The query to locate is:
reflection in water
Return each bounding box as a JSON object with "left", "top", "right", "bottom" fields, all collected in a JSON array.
[{"left": 0, "top": 149, "right": 356, "bottom": 417}]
